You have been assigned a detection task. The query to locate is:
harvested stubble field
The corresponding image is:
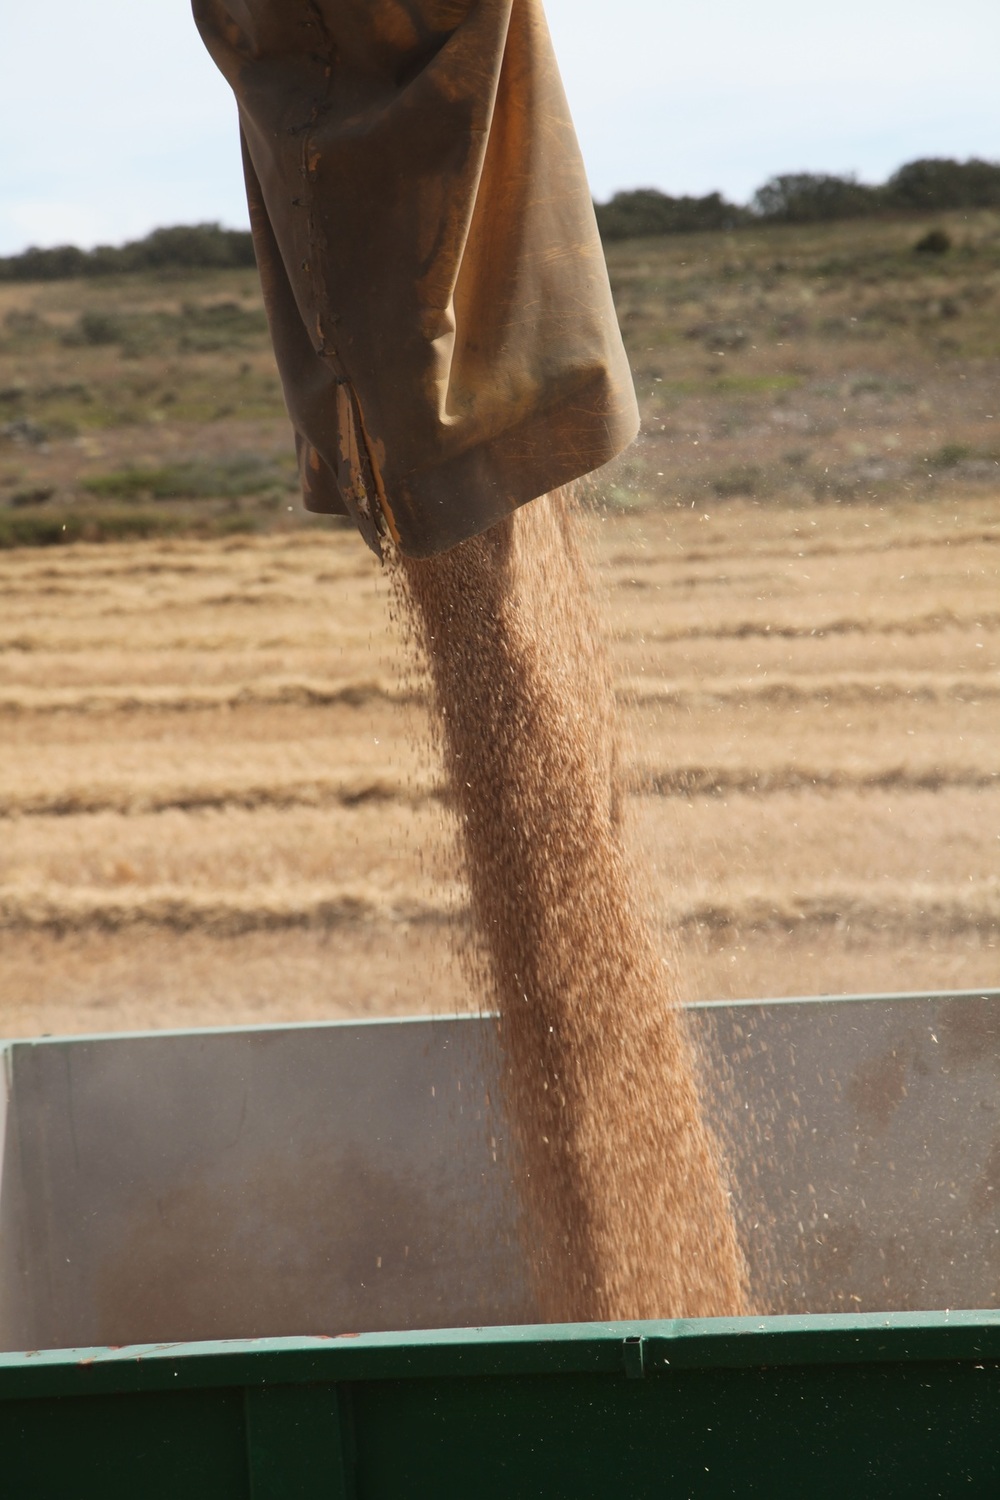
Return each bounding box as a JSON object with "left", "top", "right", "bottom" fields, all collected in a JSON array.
[{"left": 1, "top": 211, "right": 999, "bottom": 1034}]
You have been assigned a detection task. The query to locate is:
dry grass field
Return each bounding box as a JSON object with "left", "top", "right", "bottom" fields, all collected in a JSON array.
[{"left": 1, "top": 211, "right": 999, "bottom": 1035}]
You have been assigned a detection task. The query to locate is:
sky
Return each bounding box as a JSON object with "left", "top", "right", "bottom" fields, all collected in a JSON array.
[{"left": 2, "top": 0, "right": 998, "bottom": 256}]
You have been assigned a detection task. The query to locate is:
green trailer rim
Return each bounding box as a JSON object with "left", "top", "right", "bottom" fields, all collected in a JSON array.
[{"left": 3, "top": 1310, "right": 1000, "bottom": 1402}]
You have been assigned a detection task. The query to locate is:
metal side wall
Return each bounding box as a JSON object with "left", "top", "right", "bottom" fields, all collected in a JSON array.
[
  {"left": 0, "top": 992, "right": 998, "bottom": 1353},
  {"left": 0, "top": 1051, "right": 33, "bottom": 1351},
  {"left": 690, "top": 989, "right": 1000, "bottom": 1313},
  {"left": 0, "top": 1016, "right": 535, "bottom": 1352}
]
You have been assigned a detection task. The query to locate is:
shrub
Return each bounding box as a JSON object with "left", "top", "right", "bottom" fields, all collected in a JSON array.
[
  {"left": 596, "top": 189, "right": 747, "bottom": 240},
  {"left": 712, "top": 464, "right": 763, "bottom": 498},
  {"left": 9, "top": 486, "right": 54, "bottom": 507},
  {"left": 930, "top": 443, "right": 971, "bottom": 467},
  {"left": 752, "top": 173, "right": 883, "bottom": 223},
  {"left": 913, "top": 228, "right": 952, "bottom": 255},
  {"left": 886, "top": 158, "right": 1000, "bottom": 211},
  {"left": 76, "top": 311, "right": 126, "bottom": 345}
]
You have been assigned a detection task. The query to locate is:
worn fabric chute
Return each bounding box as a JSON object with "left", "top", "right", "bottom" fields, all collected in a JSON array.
[{"left": 193, "top": 0, "right": 638, "bottom": 557}]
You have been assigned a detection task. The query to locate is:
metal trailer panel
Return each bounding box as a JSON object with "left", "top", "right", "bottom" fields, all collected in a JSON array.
[
  {"left": 1, "top": 993, "right": 998, "bottom": 1350},
  {"left": 0, "top": 1014, "right": 533, "bottom": 1350},
  {"left": 1, "top": 993, "right": 999, "bottom": 1495},
  {"left": 697, "top": 988, "right": 1000, "bottom": 1312}
]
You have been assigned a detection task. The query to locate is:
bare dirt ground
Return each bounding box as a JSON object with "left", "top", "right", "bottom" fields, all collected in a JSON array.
[{"left": 2, "top": 492, "right": 997, "bottom": 1036}]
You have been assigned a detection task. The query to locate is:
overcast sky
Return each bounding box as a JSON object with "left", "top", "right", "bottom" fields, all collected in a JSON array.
[{"left": 2, "top": 0, "right": 997, "bottom": 255}]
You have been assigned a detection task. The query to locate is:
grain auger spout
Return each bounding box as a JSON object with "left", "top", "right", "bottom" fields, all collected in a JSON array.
[{"left": 193, "top": 0, "right": 639, "bottom": 558}]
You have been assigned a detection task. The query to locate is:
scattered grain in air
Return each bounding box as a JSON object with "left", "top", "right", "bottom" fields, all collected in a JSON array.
[{"left": 395, "top": 485, "right": 747, "bottom": 1321}]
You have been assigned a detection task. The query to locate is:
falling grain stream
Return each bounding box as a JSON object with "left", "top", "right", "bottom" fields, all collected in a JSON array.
[{"left": 399, "top": 488, "right": 747, "bottom": 1322}]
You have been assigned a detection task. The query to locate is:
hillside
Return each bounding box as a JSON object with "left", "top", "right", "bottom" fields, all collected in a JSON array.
[{"left": 1, "top": 209, "right": 998, "bottom": 545}]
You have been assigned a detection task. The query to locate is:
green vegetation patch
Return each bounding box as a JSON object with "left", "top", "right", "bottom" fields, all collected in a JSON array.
[
  {"left": 924, "top": 442, "right": 1000, "bottom": 471},
  {"left": 175, "top": 300, "right": 269, "bottom": 351},
  {"left": 82, "top": 454, "right": 295, "bottom": 502},
  {"left": 715, "top": 372, "right": 801, "bottom": 395},
  {"left": 711, "top": 464, "right": 765, "bottom": 498},
  {"left": 0, "top": 505, "right": 188, "bottom": 549},
  {"left": 63, "top": 300, "right": 268, "bottom": 357},
  {"left": 932, "top": 442, "right": 973, "bottom": 468}
]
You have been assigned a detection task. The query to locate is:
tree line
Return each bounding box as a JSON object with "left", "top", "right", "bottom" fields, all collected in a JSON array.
[
  {"left": 0, "top": 223, "right": 257, "bottom": 282},
  {"left": 595, "top": 157, "right": 1000, "bottom": 240},
  {"left": 1, "top": 157, "right": 998, "bottom": 279}
]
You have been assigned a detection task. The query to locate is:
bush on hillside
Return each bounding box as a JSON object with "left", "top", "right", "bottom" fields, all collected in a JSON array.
[
  {"left": 885, "top": 158, "right": 1000, "bottom": 211},
  {"left": 595, "top": 189, "right": 747, "bottom": 240},
  {"left": 914, "top": 228, "right": 952, "bottom": 255},
  {"left": 752, "top": 172, "right": 883, "bottom": 223}
]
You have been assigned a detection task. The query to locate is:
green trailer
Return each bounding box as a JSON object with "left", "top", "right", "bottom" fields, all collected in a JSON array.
[{"left": 2, "top": 991, "right": 998, "bottom": 1496}]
